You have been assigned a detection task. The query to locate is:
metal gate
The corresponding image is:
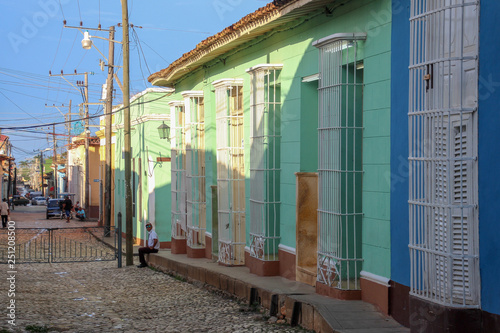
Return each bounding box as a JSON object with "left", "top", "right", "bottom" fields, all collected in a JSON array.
[{"left": 0, "top": 227, "right": 118, "bottom": 264}]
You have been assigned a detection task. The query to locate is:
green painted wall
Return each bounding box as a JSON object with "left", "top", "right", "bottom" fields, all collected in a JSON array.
[
  {"left": 154, "top": 0, "right": 391, "bottom": 278},
  {"left": 114, "top": 90, "right": 174, "bottom": 244}
]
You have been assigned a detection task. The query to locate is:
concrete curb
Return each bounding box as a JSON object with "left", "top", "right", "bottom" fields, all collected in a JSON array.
[{"left": 147, "top": 253, "right": 336, "bottom": 332}]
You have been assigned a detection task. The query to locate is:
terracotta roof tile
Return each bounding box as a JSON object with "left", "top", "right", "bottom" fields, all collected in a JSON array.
[{"left": 148, "top": 0, "right": 295, "bottom": 83}]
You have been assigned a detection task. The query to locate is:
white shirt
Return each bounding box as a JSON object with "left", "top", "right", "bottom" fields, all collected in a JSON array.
[{"left": 148, "top": 229, "right": 160, "bottom": 250}]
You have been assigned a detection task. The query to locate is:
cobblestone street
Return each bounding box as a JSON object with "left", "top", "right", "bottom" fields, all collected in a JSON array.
[{"left": 0, "top": 207, "right": 308, "bottom": 333}]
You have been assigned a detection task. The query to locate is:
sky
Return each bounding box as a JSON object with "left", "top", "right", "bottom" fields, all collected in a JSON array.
[{"left": 0, "top": 0, "right": 268, "bottom": 162}]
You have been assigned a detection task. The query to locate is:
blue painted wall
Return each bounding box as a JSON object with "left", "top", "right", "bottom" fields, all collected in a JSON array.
[
  {"left": 478, "top": 0, "right": 500, "bottom": 316},
  {"left": 390, "top": 0, "right": 410, "bottom": 286},
  {"left": 392, "top": 0, "right": 500, "bottom": 315}
]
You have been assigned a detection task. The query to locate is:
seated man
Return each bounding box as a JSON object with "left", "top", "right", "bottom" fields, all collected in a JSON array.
[
  {"left": 137, "top": 223, "right": 159, "bottom": 268},
  {"left": 75, "top": 208, "right": 86, "bottom": 221}
]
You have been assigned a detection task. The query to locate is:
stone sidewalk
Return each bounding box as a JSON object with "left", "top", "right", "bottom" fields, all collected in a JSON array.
[
  {"left": 0, "top": 260, "right": 308, "bottom": 332},
  {"left": 0, "top": 209, "right": 308, "bottom": 332},
  {"left": 110, "top": 232, "right": 408, "bottom": 333}
]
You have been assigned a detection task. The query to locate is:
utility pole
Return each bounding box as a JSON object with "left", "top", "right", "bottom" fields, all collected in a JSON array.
[
  {"left": 40, "top": 152, "right": 44, "bottom": 197},
  {"left": 104, "top": 26, "right": 115, "bottom": 235},
  {"left": 13, "top": 168, "right": 17, "bottom": 199},
  {"left": 7, "top": 159, "right": 11, "bottom": 199},
  {"left": 53, "top": 124, "right": 58, "bottom": 198},
  {"left": 121, "top": 0, "right": 133, "bottom": 266},
  {"left": 68, "top": 100, "right": 72, "bottom": 149},
  {"left": 84, "top": 72, "right": 90, "bottom": 213}
]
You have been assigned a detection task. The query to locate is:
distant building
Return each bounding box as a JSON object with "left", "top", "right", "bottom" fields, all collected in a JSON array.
[{"left": 0, "top": 135, "right": 13, "bottom": 200}]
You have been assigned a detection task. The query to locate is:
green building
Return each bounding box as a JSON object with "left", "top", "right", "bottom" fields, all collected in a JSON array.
[
  {"left": 147, "top": 0, "right": 392, "bottom": 312},
  {"left": 114, "top": 87, "right": 175, "bottom": 247}
]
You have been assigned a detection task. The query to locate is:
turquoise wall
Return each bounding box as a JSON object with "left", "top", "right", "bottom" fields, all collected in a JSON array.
[
  {"left": 156, "top": 0, "right": 391, "bottom": 277},
  {"left": 357, "top": 0, "right": 392, "bottom": 278}
]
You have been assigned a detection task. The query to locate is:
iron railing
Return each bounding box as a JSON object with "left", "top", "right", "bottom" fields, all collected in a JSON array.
[{"left": 0, "top": 226, "right": 118, "bottom": 264}]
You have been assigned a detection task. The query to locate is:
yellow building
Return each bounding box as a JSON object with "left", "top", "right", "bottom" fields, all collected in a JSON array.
[{"left": 67, "top": 134, "right": 100, "bottom": 219}]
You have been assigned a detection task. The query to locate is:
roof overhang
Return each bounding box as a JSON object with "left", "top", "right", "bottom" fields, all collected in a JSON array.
[{"left": 149, "top": 0, "right": 340, "bottom": 87}]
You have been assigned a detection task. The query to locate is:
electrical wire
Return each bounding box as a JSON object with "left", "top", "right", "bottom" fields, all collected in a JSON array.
[
  {"left": 0, "top": 91, "right": 172, "bottom": 130},
  {"left": 0, "top": 91, "right": 42, "bottom": 123},
  {"left": 138, "top": 39, "right": 169, "bottom": 64},
  {"left": 76, "top": 0, "right": 82, "bottom": 23},
  {"left": 50, "top": 26, "right": 64, "bottom": 70},
  {"left": 0, "top": 87, "right": 69, "bottom": 105},
  {"left": 63, "top": 30, "right": 79, "bottom": 69},
  {"left": 98, "top": 0, "right": 101, "bottom": 28},
  {"left": 133, "top": 28, "right": 151, "bottom": 74},
  {"left": 131, "top": 29, "right": 149, "bottom": 88},
  {"left": 58, "top": 0, "right": 66, "bottom": 22}
]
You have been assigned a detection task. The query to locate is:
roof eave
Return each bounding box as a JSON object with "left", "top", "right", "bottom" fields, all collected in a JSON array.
[{"left": 149, "top": 0, "right": 338, "bottom": 87}]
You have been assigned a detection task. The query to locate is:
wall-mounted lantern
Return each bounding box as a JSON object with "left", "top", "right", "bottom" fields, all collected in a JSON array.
[{"left": 157, "top": 122, "right": 170, "bottom": 141}]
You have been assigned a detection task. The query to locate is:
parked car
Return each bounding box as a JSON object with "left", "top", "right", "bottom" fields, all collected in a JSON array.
[
  {"left": 46, "top": 199, "right": 64, "bottom": 219},
  {"left": 32, "top": 196, "right": 47, "bottom": 206},
  {"left": 12, "top": 195, "right": 29, "bottom": 206}
]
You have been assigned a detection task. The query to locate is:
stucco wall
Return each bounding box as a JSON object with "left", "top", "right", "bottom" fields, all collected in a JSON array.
[{"left": 165, "top": 0, "right": 392, "bottom": 278}]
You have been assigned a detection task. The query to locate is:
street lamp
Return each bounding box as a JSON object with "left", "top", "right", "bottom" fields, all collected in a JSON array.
[
  {"left": 157, "top": 122, "right": 170, "bottom": 141},
  {"left": 81, "top": 31, "right": 92, "bottom": 49},
  {"left": 80, "top": 29, "right": 122, "bottom": 61}
]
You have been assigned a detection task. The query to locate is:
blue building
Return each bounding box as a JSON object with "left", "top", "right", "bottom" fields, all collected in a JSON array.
[{"left": 391, "top": 1, "right": 500, "bottom": 331}]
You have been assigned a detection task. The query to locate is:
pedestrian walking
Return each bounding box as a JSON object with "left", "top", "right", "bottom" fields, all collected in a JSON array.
[
  {"left": 137, "top": 223, "right": 159, "bottom": 268},
  {"left": 63, "top": 195, "right": 73, "bottom": 223},
  {"left": 0, "top": 198, "right": 9, "bottom": 228}
]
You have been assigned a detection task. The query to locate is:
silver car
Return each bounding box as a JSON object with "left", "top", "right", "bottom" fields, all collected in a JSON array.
[{"left": 32, "top": 196, "right": 47, "bottom": 206}]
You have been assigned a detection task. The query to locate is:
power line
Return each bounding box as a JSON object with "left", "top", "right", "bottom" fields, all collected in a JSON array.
[
  {"left": 0, "top": 87, "right": 69, "bottom": 105},
  {"left": 0, "top": 91, "right": 172, "bottom": 130},
  {"left": 58, "top": 0, "right": 66, "bottom": 22},
  {"left": 63, "top": 30, "right": 79, "bottom": 69},
  {"left": 76, "top": 0, "right": 82, "bottom": 24},
  {"left": 0, "top": 91, "right": 41, "bottom": 123},
  {"left": 138, "top": 39, "right": 169, "bottom": 64},
  {"left": 50, "top": 25, "right": 64, "bottom": 70},
  {"left": 131, "top": 28, "right": 150, "bottom": 88}
]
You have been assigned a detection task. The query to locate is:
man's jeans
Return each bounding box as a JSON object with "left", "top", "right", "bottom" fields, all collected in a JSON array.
[{"left": 138, "top": 247, "right": 159, "bottom": 265}]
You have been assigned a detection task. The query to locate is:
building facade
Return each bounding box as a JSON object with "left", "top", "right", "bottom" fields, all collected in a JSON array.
[
  {"left": 149, "top": 0, "right": 392, "bottom": 313},
  {"left": 391, "top": 0, "right": 500, "bottom": 331},
  {"left": 67, "top": 135, "right": 100, "bottom": 218},
  {"left": 114, "top": 88, "right": 175, "bottom": 247}
]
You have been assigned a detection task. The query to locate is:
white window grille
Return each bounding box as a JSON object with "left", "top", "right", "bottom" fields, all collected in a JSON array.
[
  {"left": 409, "top": 0, "right": 479, "bottom": 307},
  {"left": 182, "top": 91, "right": 207, "bottom": 250},
  {"left": 170, "top": 101, "right": 187, "bottom": 241},
  {"left": 313, "top": 33, "right": 366, "bottom": 290},
  {"left": 213, "top": 79, "right": 246, "bottom": 266},
  {"left": 246, "top": 64, "right": 283, "bottom": 261}
]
